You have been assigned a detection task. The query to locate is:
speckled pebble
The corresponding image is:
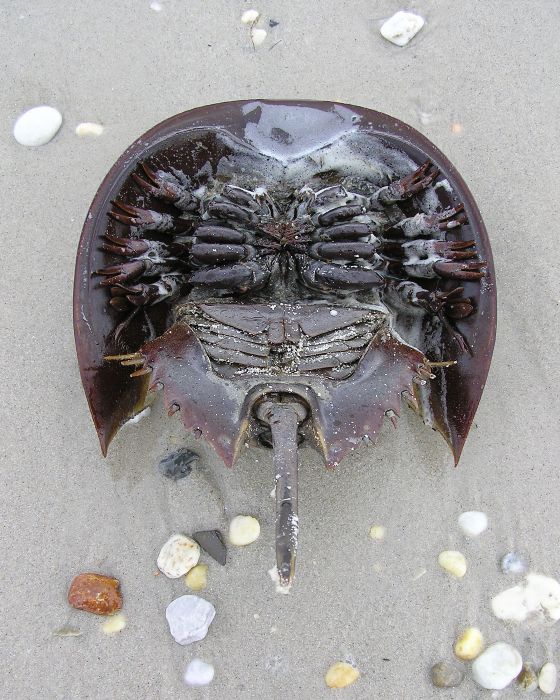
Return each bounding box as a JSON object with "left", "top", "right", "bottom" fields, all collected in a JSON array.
[
  {"left": 430, "top": 661, "right": 464, "bottom": 688},
  {"left": 166, "top": 595, "right": 215, "bottom": 645},
  {"left": 157, "top": 534, "right": 200, "bottom": 578},
  {"left": 500, "top": 552, "right": 527, "bottom": 575},
  {"left": 538, "top": 662, "right": 557, "bottom": 694},
  {"left": 517, "top": 663, "right": 538, "bottom": 692},
  {"left": 380, "top": 11, "right": 424, "bottom": 47},
  {"left": 454, "top": 627, "right": 484, "bottom": 660},
  {"left": 186, "top": 564, "right": 208, "bottom": 592},
  {"left": 458, "top": 511, "right": 488, "bottom": 537},
  {"left": 438, "top": 550, "right": 467, "bottom": 578},
  {"left": 184, "top": 658, "right": 215, "bottom": 686},
  {"left": 229, "top": 515, "right": 260, "bottom": 545},
  {"left": 325, "top": 662, "right": 359, "bottom": 688},
  {"left": 471, "top": 642, "right": 523, "bottom": 690},
  {"left": 13, "top": 105, "right": 62, "bottom": 146}
]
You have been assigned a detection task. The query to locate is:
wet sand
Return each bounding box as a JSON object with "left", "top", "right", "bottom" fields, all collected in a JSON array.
[{"left": 1, "top": 1, "right": 559, "bottom": 697}]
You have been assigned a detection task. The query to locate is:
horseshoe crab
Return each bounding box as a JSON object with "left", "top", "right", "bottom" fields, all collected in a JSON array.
[{"left": 74, "top": 101, "right": 496, "bottom": 589}]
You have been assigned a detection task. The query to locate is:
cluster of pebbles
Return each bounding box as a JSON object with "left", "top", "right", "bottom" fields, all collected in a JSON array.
[{"left": 429, "top": 511, "right": 558, "bottom": 693}]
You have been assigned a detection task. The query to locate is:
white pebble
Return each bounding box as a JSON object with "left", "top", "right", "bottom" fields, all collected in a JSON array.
[
  {"left": 101, "top": 613, "right": 126, "bottom": 635},
  {"left": 75, "top": 122, "right": 104, "bottom": 137},
  {"left": 539, "top": 662, "right": 557, "bottom": 694},
  {"left": 368, "top": 525, "right": 386, "bottom": 540},
  {"left": 241, "top": 9, "right": 260, "bottom": 24},
  {"left": 491, "top": 573, "right": 560, "bottom": 623},
  {"left": 380, "top": 11, "right": 424, "bottom": 47},
  {"left": 184, "top": 658, "right": 215, "bottom": 687},
  {"left": 251, "top": 27, "right": 267, "bottom": 46},
  {"left": 157, "top": 534, "right": 200, "bottom": 578},
  {"left": 166, "top": 595, "right": 215, "bottom": 645},
  {"left": 471, "top": 642, "right": 523, "bottom": 690},
  {"left": 438, "top": 550, "right": 467, "bottom": 578},
  {"left": 500, "top": 552, "right": 527, "bottom": 574},
  {"left": 458, "top": 511, "right": 488, "bottom": 537},
  {"left": 13, "top": 106, "right": 62, "bottom": 146},
  {"left": 229, "top": 515, "right": 260, "bottom": 545},
  {"left": 150, "top": 1, "right": 162, "bottom": 10}
]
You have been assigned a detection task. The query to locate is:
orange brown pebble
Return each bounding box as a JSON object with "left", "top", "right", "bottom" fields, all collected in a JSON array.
[{"left": 67, "top": 573, "right": 123, "bottom": 616}]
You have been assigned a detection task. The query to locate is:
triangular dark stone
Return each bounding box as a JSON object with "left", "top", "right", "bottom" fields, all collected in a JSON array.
[{"left": 193, "top": 529, "right": 227, "bottom": 566}]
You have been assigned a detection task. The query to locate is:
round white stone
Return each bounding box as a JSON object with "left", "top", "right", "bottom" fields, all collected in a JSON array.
[
  {"left": 157, "top": 533, "right": 200, "bottom": 578},
  {"left": 241, "top": 9, "right": 259, "bottom": 24},
  {"left": 13, "top": 106, "right": 62, "bottom": 146},
  {"left": 471, "top": 642, "right": 522, "bottom": 690},
  {"left": 251, "top": 28, "right": 267, "bottom": 46},
  {"left": 380, "top": 11, "right": 425, "bottom": 47},
  {"left": 539, "top": 662, "right": 557, "bottom": 694},
  {"left": 166, "top": 595, "right": 215, "bottom": 645},
  {"left": 184, "top": 658, "right": 215, "bottom": 687},
  {"left": 229, "top": 515, "right": 260, "bottom": 545},
  {"left": 458, "top": 511, "right": 488, "bottom": 537}
]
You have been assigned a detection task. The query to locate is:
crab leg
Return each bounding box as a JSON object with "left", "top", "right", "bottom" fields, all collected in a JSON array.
[{"left": 372, "top": 160, "right": 439, "bottom": 207}]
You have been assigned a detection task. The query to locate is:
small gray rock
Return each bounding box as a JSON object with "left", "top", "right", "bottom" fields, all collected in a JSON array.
[
  {"left": 431, "top": 661, "right": 465, "bottom": 688},
  {"left": 500, "top": 552, "right": 527, "bottom": 574},
  {"left": 193, "top": 529, "right": 227, "bottom": 566},
  {"left": 166, "top": 595, "right": 215, "bottom": 645},
  {"left": 157, "top": 448, "right": 199, "bottom": 480}
]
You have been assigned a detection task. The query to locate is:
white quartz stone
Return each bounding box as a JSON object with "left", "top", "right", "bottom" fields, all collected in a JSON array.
[
  {"left": 157, "top": 534, "right": 200, "bottom": 578},
  {"left": 241, "top": 9, "right": 259, "bottom": 24},
  {"left": 13, "top": 106, "right": 62, "bottom": 146},
  {"left": 458, "top": 511, "right": 488, "bottom": 537},
  {"left": 229, "top": 515, "right": 260, "bottom": 545},
  {"left": 166, "top": 595, "right": 215, "bottom": 645},
  {"left": 75, "top": 122, "right": 104, "bottom": 137},
  {"left": 251, "top": 28, "right": 267, "bottom": 46},
  {"left": 380, "top": 11, "right": 424, "bottom": 47},
  {"left": 539, "top": 662, "right": 557, "bottom": 694},
  {"left": 491, "top": 573, "right": 560, "bottom": 623},
  {"left": 471, "top": 643, "right": 522, "bottom": 690},
  {"left": 184, "top": 658, "right": 215, "bottom": 686}
]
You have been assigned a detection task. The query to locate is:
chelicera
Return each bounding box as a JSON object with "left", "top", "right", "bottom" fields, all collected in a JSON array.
[{"left": 75, "top": 101, "right": 496, "bottom": 589}]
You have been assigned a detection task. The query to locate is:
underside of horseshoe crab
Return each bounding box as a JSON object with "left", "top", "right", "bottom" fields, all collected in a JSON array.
[{"left": 74, "top": 101, "right": 496, "bottom": 589}]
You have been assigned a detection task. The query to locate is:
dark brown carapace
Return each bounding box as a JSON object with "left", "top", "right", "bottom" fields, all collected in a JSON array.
[{"left": 74, "top": 101, "right": 496, "bottom": 588}]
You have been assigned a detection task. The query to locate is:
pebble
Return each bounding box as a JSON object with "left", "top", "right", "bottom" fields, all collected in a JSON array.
[
  {"left": 229, "top": 515, "right": 260, "bottom": 545},
  {"left": 101, "top": 613, "right": 126, "bottom": 634},
  {"left": 538, "top": 662, "right": 557, "bottom": 694},
  {"left": 13, "top": 105, "right": 62, "bottom": 146},
  {"left": 186, "top": 564, "right": 208, "bottom": 592},
  {"left": 193, "top": 529, "right": 227, "bottom": 566},
  {"left": 53, "top": 625, "right": 82, "bottom": 637},
  {"left": 368, "top": 524, "right": 386, "bottom": 540},
  {"left": 430, "top": 661, "right": 464, "bottom": 688},
  {"left": 471, "top": 642, "right": 523, "bottom": 690},
  {"left": 500, "top": 552, "right": 527, "bottom": 575},
  {"left": 150, "top": 1, "right": 163, "bottom": 10},
  {"left": 184, "top": 658, "right": 215, "bottom": 687},
  {"left": 325, "top": 662, "right": 360, "bottom": 689},
  {"left": 166, "top": 595, "right": 215, "bottom": 645},
  {"left": 491, "top": 573, "right": 560, "bottom": 623},
  {"left": 75, "top": 122, "right": 104, "bottom": 137},
  {"left": 241, "top": 9, "right": 259, "bottom": 24},
  {"left": 157, "top": 448, "right": 199, "bottom": 480},
  {"left": 67, "top": 573, "right": 122, "bottom": 615},
  {"left": 454, "top": 627, "right": 484, "bottom": 661},
  {"left": 157, "top": 534, "right": 200, "bottom": 578},
  {"left": 517, "top": 663, "right": 538, "bottom": 692},
  {"left": 251, "top": 27, "right": 267, "bottom": 46},
  {"left": 379, "top": 11, "right": 425, "bottom": 47},
  {"left": 438, "top": 550, "right": 467, "bottom": 578},
  {"left": 458, "top": 511, "right": 488, "bottom": 537}
]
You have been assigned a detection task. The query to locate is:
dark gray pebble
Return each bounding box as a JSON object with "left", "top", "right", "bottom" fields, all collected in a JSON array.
[
  {"left": 193, "top": 530, "right": 227, "bottom": 566},
  {"left": 157, "top": 448, "right": 199, "bottom": 480}
]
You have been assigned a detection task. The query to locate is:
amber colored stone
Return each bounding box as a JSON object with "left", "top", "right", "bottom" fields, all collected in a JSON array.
[{"left": 67, "top": 573, "right": 122, "bottom": 615}]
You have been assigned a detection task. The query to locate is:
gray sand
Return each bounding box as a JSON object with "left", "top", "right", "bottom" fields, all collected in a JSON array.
[{"left": 1, "top": 1, "right": 560, "bottom": 698}]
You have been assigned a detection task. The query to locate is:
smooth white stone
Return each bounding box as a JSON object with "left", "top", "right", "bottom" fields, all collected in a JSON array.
[
  {"left": 492, "top": 573, "right": 560, "bottom": 623},
  {"left": 184, "top": 658, "right": 215, "bottom": 687},
  {"left": 458, "top": 511, "right": 488, "bottom": 537},
  {"left": 368, "top": 524, "right": 386, "bottom": 540},
  {"left": 157, "top": 534, "right": 200, "bottom": 578},
  {"left": 13, "top": 106, "right": 62, "bottom": 146},
  {"left": 75, "top": 122, "right": 104, "bottom": 137},
  {"left": 472, "top": 643, "right": 522, "bottom": 690},
  {"left": 380, "top": 11, "right": 424, "bottom": 47},
  {"left": 166, "top": 595, "right": 215, "bottom": 645},
  {"left": 241, "top": 9, "right": 259, "bottom": 24},
  {"left": 229, "top": 515, "right": 260, "bottom": 545},
  {"left": 251, "top": 28, "right": 267, "bottom": 46},
  {"left": 539, "top": 662, "right": 557, "bottom": 694}
]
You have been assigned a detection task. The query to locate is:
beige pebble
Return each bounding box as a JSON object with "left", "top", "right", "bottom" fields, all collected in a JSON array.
[
  {"left": 251, "top": 27, "right": 267, "bottom": 46},
  {"left": 539, "top": 662, "right": 557, "bottom": 694},
  {"left": 101, "top": 613, "right": 126, "bottom": 634},
  {"left": 325, "top": 662, "right": 359, "bottom": 688},
  {"left": 157, "top": 534, "right": 200, "bottom": 578},
  {"left": 454, "top": 627, "right": 484, "bottom": 660},
  {"left": 229, "top": 515, "right": 260, "bottom": 545},
  {"left": 438, "top": 550, "right": 467, "bottom": 578},
  {"left": 185, "top": 564, "right": 208, "bottom": 592},
  {"left": 368, "top": 525, "right": 386, "bottom": 540},
  {"left": 241, "top": 9, "right": 259, "bottom": 24},
  {"left": 75, "top": 122, "right": 104, "bottom": 137}
]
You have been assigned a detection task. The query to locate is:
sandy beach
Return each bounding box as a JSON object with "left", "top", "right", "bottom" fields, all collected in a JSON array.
[{"left": 1, "top": 1, "right": 560, "bottom": 697}]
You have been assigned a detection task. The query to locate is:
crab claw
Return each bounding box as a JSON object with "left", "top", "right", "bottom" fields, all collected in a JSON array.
[
  {"left": 374, "top": 160, "right": 439, "bottom": 206},
  {"left": 132, "top": 162, "right": 196, "bottom": 211},
  {"left": 433, "top": 260, "right": 486, "bottom": 280},
  {"left": 96, "top": 259, "right": 150, "bottom": 286},
  {"left": 415, "top": 286, "right": 475, "bottom": 319},
  {"left": 108, "top": 201, "right": 177, "bottom": 231},
  {"left": 431, "top": 239, "right": 477, "bottom": 261},
  {"left": 101, "top": 232, "right": 151, "bottom": 257},
  {"left": 111, "top": 273, "right": 183, "bottom": 307},
  {"left": 396, "top": 204, "right": 468, "bottom": 237}
]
